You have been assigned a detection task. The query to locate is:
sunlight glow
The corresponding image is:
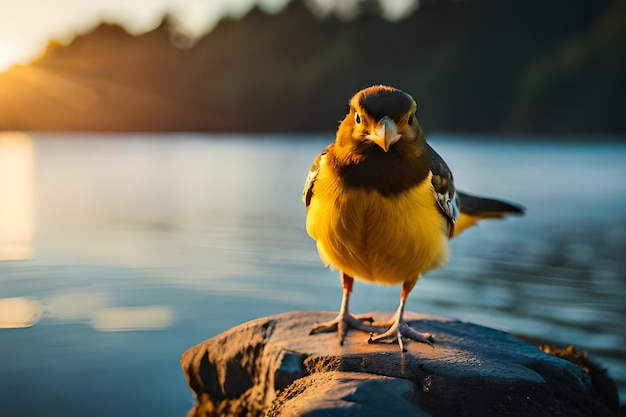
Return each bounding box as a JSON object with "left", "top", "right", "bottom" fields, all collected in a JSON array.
[
  {"left": 0, "top": 0, "right": 415, "bottom": 72},
  {"left": 0, "top": 0, "right": 289, "bottom": 72},
  {"left": 0, "top": 133, "right": 35, "bottom": 260},
  {"left": 0, "top": 44, "right": 25, "bottom": 72}
]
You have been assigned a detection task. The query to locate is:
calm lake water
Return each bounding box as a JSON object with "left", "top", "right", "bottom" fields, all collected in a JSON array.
[{"left": 0, "top": 132, "right": 625, "bottom": 416}]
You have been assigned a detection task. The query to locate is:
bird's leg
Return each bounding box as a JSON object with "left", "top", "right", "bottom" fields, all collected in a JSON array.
[
  {"left": 309, "top": 272, "right": 378, "bottom": 345},
  {"left": 369, "top": 280, "right": 434, "bottom": 351}
]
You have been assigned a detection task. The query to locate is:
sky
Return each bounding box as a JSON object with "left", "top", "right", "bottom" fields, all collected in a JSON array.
[{"left": 0, "top": 0, "right": 418, "bottom": 72}]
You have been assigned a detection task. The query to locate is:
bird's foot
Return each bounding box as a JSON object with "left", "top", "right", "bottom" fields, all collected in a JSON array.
[
  {"left": 310, "top": 312, "right": 378, "bottom": 345},
  {"left": 369, "top": 319, "right": 434, "bottom": 352}
]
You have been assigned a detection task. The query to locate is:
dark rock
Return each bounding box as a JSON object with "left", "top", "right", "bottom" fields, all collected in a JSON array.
[
  {"left": 180, "top": 311, "right": 618, "bottom": 417},
  {"left": 540, "top": 344, "right": 622, "bottom": 416}
]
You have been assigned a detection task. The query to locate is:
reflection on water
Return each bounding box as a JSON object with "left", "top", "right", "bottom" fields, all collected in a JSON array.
[
  {"left": 0, "top": 133, "right": 34, "bottom": 260},
  {"left": 0, "top": 290, "right": 173, "bottom": 331},
  {"left": 0, "top": 132, "right": 624, "bottom": 416},
  {"left": 92, "top": 306, "right": 174, "bottom": 332},
  {"left": 45, "top": 292, "right": 112, "bottom": 321},
  {"left": 0, "top": 297, "right": 42, "bottom": 328}
]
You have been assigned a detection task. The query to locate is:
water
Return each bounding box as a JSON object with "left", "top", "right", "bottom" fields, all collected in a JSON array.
[{"left": 0, "top": 132, "right": 625, "bottom": 416}]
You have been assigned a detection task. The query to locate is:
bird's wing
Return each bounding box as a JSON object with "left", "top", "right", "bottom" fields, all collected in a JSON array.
[
  {"left": 302, "top": 146, "right": 329, "bottom": 208},
  {"left": 426, "top": 143, "right": 460, "bottom": 236}
]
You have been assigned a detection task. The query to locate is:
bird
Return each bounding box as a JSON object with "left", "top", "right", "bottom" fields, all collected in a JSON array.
[{"left": 302, "top": 85, "right": 524, "bottom": 351}]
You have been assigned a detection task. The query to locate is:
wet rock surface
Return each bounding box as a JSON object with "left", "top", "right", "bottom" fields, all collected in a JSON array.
[{"left": 181, "top": 311, "right": 618, "bottom": 417}]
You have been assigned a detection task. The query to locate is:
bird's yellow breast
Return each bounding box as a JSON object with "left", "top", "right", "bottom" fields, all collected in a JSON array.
[{"left": 306, "top": 169, "right": 449, "bottom": 285}]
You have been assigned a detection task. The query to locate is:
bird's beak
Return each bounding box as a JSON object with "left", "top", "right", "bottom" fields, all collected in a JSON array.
[{"left": 366, "top": 116, "right": 401, "bottom": 152}]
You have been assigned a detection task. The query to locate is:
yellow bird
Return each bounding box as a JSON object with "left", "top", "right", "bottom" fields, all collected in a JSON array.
[{"left": 303, "top": 85, "right": 524, "bottom": 351}]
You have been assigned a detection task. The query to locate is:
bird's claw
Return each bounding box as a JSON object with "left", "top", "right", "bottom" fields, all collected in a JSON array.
[
  {"left": 310, "top": 313, "right": 379, "bottom": 345},
  {"left": 369, "top": 321, "right": 434, "bottom": 351}
]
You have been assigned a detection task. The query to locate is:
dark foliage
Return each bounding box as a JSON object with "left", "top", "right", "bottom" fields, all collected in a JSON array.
[{"left": 0, "top": 0, "right": 623, "bottom": 135}]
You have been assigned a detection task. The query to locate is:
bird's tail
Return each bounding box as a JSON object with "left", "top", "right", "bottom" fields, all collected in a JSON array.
[{"left": 451, "top": 191, "right": 525, "bottom": 238}]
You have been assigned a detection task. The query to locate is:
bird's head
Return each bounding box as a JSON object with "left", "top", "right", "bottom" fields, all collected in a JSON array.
[{"left": 336, "top": 85, "right": 424, "bottom": 159}]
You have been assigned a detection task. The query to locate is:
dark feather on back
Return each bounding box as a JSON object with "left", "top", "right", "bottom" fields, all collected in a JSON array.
[{"left": 457, "top": 191, "right": 525, "bottom": 215}]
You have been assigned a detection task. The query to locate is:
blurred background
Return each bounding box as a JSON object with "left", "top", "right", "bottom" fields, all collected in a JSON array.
[
  {"left": 0, "top": 1, "right": 624, "bottom": 416},
  {"left": 1, "top": 0, "right": 625, "bottom": 134}
]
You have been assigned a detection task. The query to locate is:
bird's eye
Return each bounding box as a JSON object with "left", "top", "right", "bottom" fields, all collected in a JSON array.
[
  {"left": 408, "top": 115, "right": 414, "bottom": 125},
  {"left": 355, "top": 113, "right": 361, "bottom": 124}
]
